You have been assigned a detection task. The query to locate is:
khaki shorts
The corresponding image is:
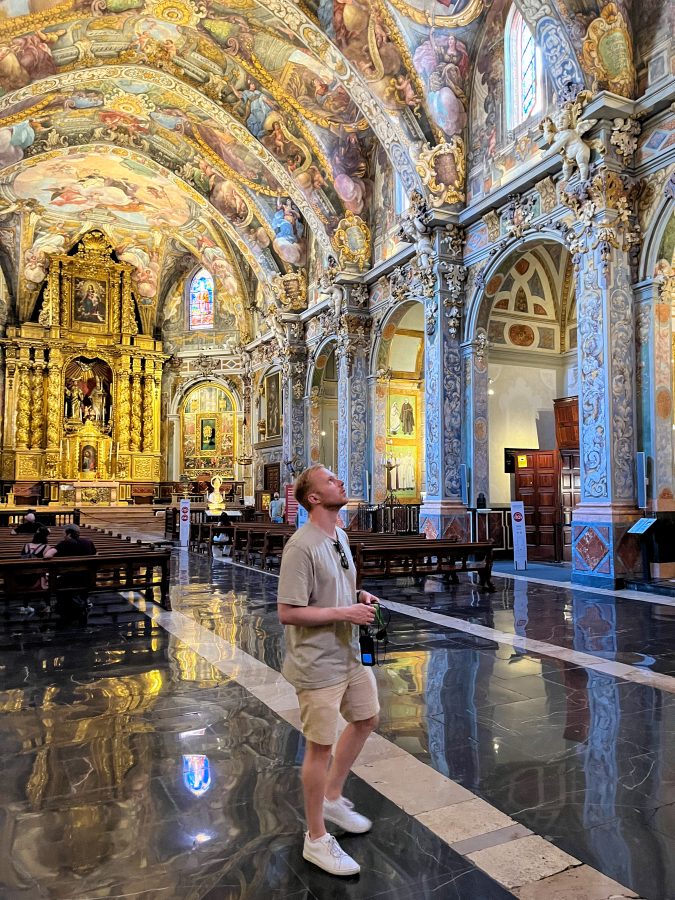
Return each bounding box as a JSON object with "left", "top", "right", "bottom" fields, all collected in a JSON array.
[{"left": 297, "top": 667, "right": 380, "bottom": 746}]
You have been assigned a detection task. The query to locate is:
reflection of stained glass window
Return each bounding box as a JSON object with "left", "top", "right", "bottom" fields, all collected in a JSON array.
[
  {"left": 189, "top": 268, "right": 214, "bottom": 330},
  {"left": 505, "top": 7, "right": 542, "bottom": 129},
  {"left": 182, "top": 754, "right": 211, "bottom": 796}
]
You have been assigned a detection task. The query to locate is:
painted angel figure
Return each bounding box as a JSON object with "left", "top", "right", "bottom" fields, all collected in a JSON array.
[{"left": 540, "top": 90, "right": 603, "bottom": 182}]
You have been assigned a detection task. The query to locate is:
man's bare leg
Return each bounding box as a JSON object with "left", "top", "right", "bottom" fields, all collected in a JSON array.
[
  {"left": 325, "top": 715, "right": 378, "bottom": 802},
  {"left": 302, "top": 740, "right": 333, "bottom": 839}
]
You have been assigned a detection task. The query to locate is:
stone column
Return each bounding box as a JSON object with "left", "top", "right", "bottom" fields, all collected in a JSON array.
[
  {"left": 461, "top": 332, "right": 490, "bottom": 506},
  {"left": 45, "top": 347, "right": 62, "bottom": 479},
  {"left": 129, "top": 358, "right": 142, "bottom": 453},
  {"left": 634, "top": 276, "right": 675, "bottom": 511},
  {"left": 419, "top": 227, "right": 469, "bottom": 538},
  {"left": 117, "top": 355, "right": 131, "bottom": 452},
  {"left": 142, "top": 361, "right": 155, "bottom": 453},
  {"left": 369, "top": 368, "right": 389, "bottom": 504},
  {"left": 280, "top": 334, "right": 308, "bottom": 485},
  {"left": 307, "top": 385, "right": 321, "bottom": 467},
  {"left": 29, "top": 355, "right": 46, "bottom": 450},
  {"left": 563, "top": 169, "right": 641, "bottom": 586},
  {"left": 14, "top": 351, "right": 31, "bottom": 449},
  {"left": 336, "top": 313, "right": 370, "bottom": 509}
]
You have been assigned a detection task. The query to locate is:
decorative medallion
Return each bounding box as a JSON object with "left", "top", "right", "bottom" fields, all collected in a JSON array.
[
  {"left": 332, "top": 211, "right": 371, "bottom": 272},
  {"left": 145, "top": 0, "right": 207, "bottom": 27},
  {"left": 272, "top": 270, "right": 308, "bottom": 312},
  {"left": 416, "top": 138, "right": 466, "bottom": 208},
  {"left": 582, "top": 3, "right": 635, "bottom": 98},
  {"left": 508, "top": 324, "right": 535, "bottom": 347}
]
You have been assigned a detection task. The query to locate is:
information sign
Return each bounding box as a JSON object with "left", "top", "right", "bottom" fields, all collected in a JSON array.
[
  {"left": 510, "top": 500, "right": 528, "bottom": 570},
  {"left": 285, "top": 484, "right": 298, "bottom": 526},
  {"left": 627, "top": 517, "right": 657, "bottom": 535},
  {"left": 179, "top": 498, "right": 191, "bottom": 547}
]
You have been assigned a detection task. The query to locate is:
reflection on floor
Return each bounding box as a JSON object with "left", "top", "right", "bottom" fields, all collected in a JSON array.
[{"left": 0, "top": 552, "right": 672, "bottom": 899}]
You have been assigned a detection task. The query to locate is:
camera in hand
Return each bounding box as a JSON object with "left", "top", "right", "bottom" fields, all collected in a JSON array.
[{"left": 359, "top": 628, "right": 376, "bottom": 666}]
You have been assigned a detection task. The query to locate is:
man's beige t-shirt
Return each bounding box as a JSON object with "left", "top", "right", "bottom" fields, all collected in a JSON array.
[{"left": 277, "top": 521, "right": 361, "bottom": 690}]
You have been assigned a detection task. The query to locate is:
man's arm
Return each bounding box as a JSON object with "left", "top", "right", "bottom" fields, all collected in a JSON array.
[{"left": 278, "top": 602, "right": 375, "bottom": 626}]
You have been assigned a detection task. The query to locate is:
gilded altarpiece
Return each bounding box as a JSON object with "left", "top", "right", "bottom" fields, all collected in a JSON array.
[{"left": 1, "top": 231, "right": 165, "bottom": 503}]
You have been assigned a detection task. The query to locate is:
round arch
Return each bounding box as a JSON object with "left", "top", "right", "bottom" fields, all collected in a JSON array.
[
  {"left": 166, "top": 377, "right": 241, "bottom": 483},
  {"left": 464, "top": 228, "right": 571, "bottom": 343},
  {"left": 639, "top": 171, "right": 675, "bottom": 280}
]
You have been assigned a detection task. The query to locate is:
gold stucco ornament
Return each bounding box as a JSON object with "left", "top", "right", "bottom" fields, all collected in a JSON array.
[
  {"left": 415, "top": 137, "right": 466, "bottom": 208},
  {"left": 332, "top": 211, "right": 371, "bottom": 272}
]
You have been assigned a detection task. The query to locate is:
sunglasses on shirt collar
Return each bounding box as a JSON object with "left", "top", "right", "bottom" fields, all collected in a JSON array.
[{"left": 332, "top": 538, "right": 349, "bottom": 570}]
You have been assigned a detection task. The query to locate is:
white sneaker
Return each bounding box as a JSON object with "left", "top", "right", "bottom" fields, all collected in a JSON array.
[
  {"left": 303, "top": 832, "right": 360, "bottom": 876},
  {"left": 323, "top": 796, "right": 372, "bottom": 834}
]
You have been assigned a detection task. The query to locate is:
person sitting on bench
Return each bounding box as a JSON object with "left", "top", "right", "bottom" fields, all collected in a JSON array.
[
  {"left": 11, "top": 511, "right": 41, "bottom": 535},
  {"left": 53, "top": 524, "right": 97, "bottom": 624}
]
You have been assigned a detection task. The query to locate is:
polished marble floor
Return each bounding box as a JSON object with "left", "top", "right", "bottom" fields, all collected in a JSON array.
[{"left": 0, "top": 553, "right": 673, "bottom": 899}]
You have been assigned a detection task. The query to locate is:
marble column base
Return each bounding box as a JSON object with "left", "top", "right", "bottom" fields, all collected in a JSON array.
[
  {"left": 420, "top": 500, "right": 469, "bottom": 541},
  {"left": 571, "top": 505, "right": 641, "bottom": 588}
]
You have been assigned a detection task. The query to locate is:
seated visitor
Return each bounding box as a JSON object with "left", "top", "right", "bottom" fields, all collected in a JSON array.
[
  {"left": 213, "top": 509, "right": 233, "bottom": 552},
  {"left": 16, "top": 526, "right": 57, "bottom": 610},
  {"left": 53, "top": 524, "right": 97, "bottom": 624},
  {"left": 11, "top": 511, "right": 40, "bottom": 535},
  {"left": 54, "top": 523, "right": 97, "bottom": 557}
]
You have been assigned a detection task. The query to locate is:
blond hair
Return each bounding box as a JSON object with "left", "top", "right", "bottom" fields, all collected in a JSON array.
[{"left": 294, "top": 464, "right": 325, "bottom": 511}]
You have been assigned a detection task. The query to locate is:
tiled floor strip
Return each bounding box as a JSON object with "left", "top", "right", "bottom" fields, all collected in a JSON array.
[
  {"left": 223, "top": 558, "right": 675, "bottom": 696},
  {"left": 133, "top": 599, "right": 642, "bottom": 899},
  {"left": 492, "top": 569, "right": 675, "bottom": 608}
]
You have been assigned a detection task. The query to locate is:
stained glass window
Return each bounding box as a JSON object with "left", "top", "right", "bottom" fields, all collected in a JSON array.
[
  {"left": 189, "top": 268, "right": 214, "bottom": 330},
  {"left": 505, "top": 6, "right": 542, "bottom": 130}
]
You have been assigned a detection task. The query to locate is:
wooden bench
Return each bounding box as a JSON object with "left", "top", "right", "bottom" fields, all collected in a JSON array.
[
  {"left": 0, "top": 526, "right": 172, "bottom": 610},
  {"left": 0, "top": 549, "right": 171, "bottom": 609},
  {"left": 350, "top": 537, "right": 495, "bottom": 591},
  {"left": 231, "top": 523, "right": 294, "bottom": 566}
]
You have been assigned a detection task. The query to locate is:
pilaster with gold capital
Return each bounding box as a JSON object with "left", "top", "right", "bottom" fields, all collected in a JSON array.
[
  {"left": 46, "top": 347, "right": 62, "bottom": 450},
  {"left": 15, "top": 353, "right": 31, "bottom": 450},
  {"left": 117, "top": 355, "right": 131, "bottom": 452},
  {"left": 129, "top": 358, "right": 142, "bottom": 453},
  {"left": 142, "top": 361, "right": 155, "bottom": 453},
  {"left": 29, "top": 357, "right": 46, "bottom": 450}
]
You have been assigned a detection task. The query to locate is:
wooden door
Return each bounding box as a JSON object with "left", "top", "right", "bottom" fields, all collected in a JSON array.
[
  {"left": 264, "top": 463, "right": 280, "bottom": 494},
  {"left": 514, "top": 450, "right": 562, "bottom": 562},
  {"left": 560, "top": 450, "right": 581, "bottom": 562}
]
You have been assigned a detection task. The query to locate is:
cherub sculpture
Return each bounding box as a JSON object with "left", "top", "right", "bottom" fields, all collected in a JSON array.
[
  {"left": 397, "top": 190, "right": 435, "bottom": 271},
  {"left": 317, "top": 255, "right": 345, "bottom": 319},
  {"left": 540, "top": 89, "right": 603, "bottom": 183}
]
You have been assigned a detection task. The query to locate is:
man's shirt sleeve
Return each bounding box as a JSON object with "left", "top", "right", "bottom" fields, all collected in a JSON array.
[{"left": 277, "top": 542, "right": 312, "bottom": 608}]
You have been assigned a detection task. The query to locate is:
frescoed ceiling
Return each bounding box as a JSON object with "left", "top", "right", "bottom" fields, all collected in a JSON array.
[{"left": 0, "top": 0, "right": 643, "bottom": 338}]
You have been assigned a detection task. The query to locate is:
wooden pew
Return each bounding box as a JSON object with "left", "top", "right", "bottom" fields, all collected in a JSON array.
[
  {"left": 0, "top": 526, "right": 172, "bottom": 610},
  {"left": 349, "top": 537, "right": 495, "bottom": 591},
  {"left": 231, "top": 523, "right": 294, "bottom": 566}
]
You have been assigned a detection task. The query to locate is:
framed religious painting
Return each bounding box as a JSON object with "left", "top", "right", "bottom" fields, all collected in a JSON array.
[
  {"left": 265, "top": 372, "right": 281, "bottom": 439},
  {"left": 73, "top": 277, "right": 108, "bottom": 327},
  {"left": 197, "top": 415, "right": 219, "bottom": 455}
]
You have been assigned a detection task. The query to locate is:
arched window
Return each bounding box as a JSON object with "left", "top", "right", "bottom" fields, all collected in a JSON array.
[
  {"left": 189, "top": 268, "right": 214, "bottom": 330},
  {"left": 505, "top": 5, "right": 542, "bottom": 130}
]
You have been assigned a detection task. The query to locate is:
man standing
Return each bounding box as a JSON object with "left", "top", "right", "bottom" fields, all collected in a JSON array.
[
  {"left": 277, "top": 465, "right": 380, "bottom": 876},
  {"left": 268, "top": 491, "right": 285, "bottom": 524}
]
